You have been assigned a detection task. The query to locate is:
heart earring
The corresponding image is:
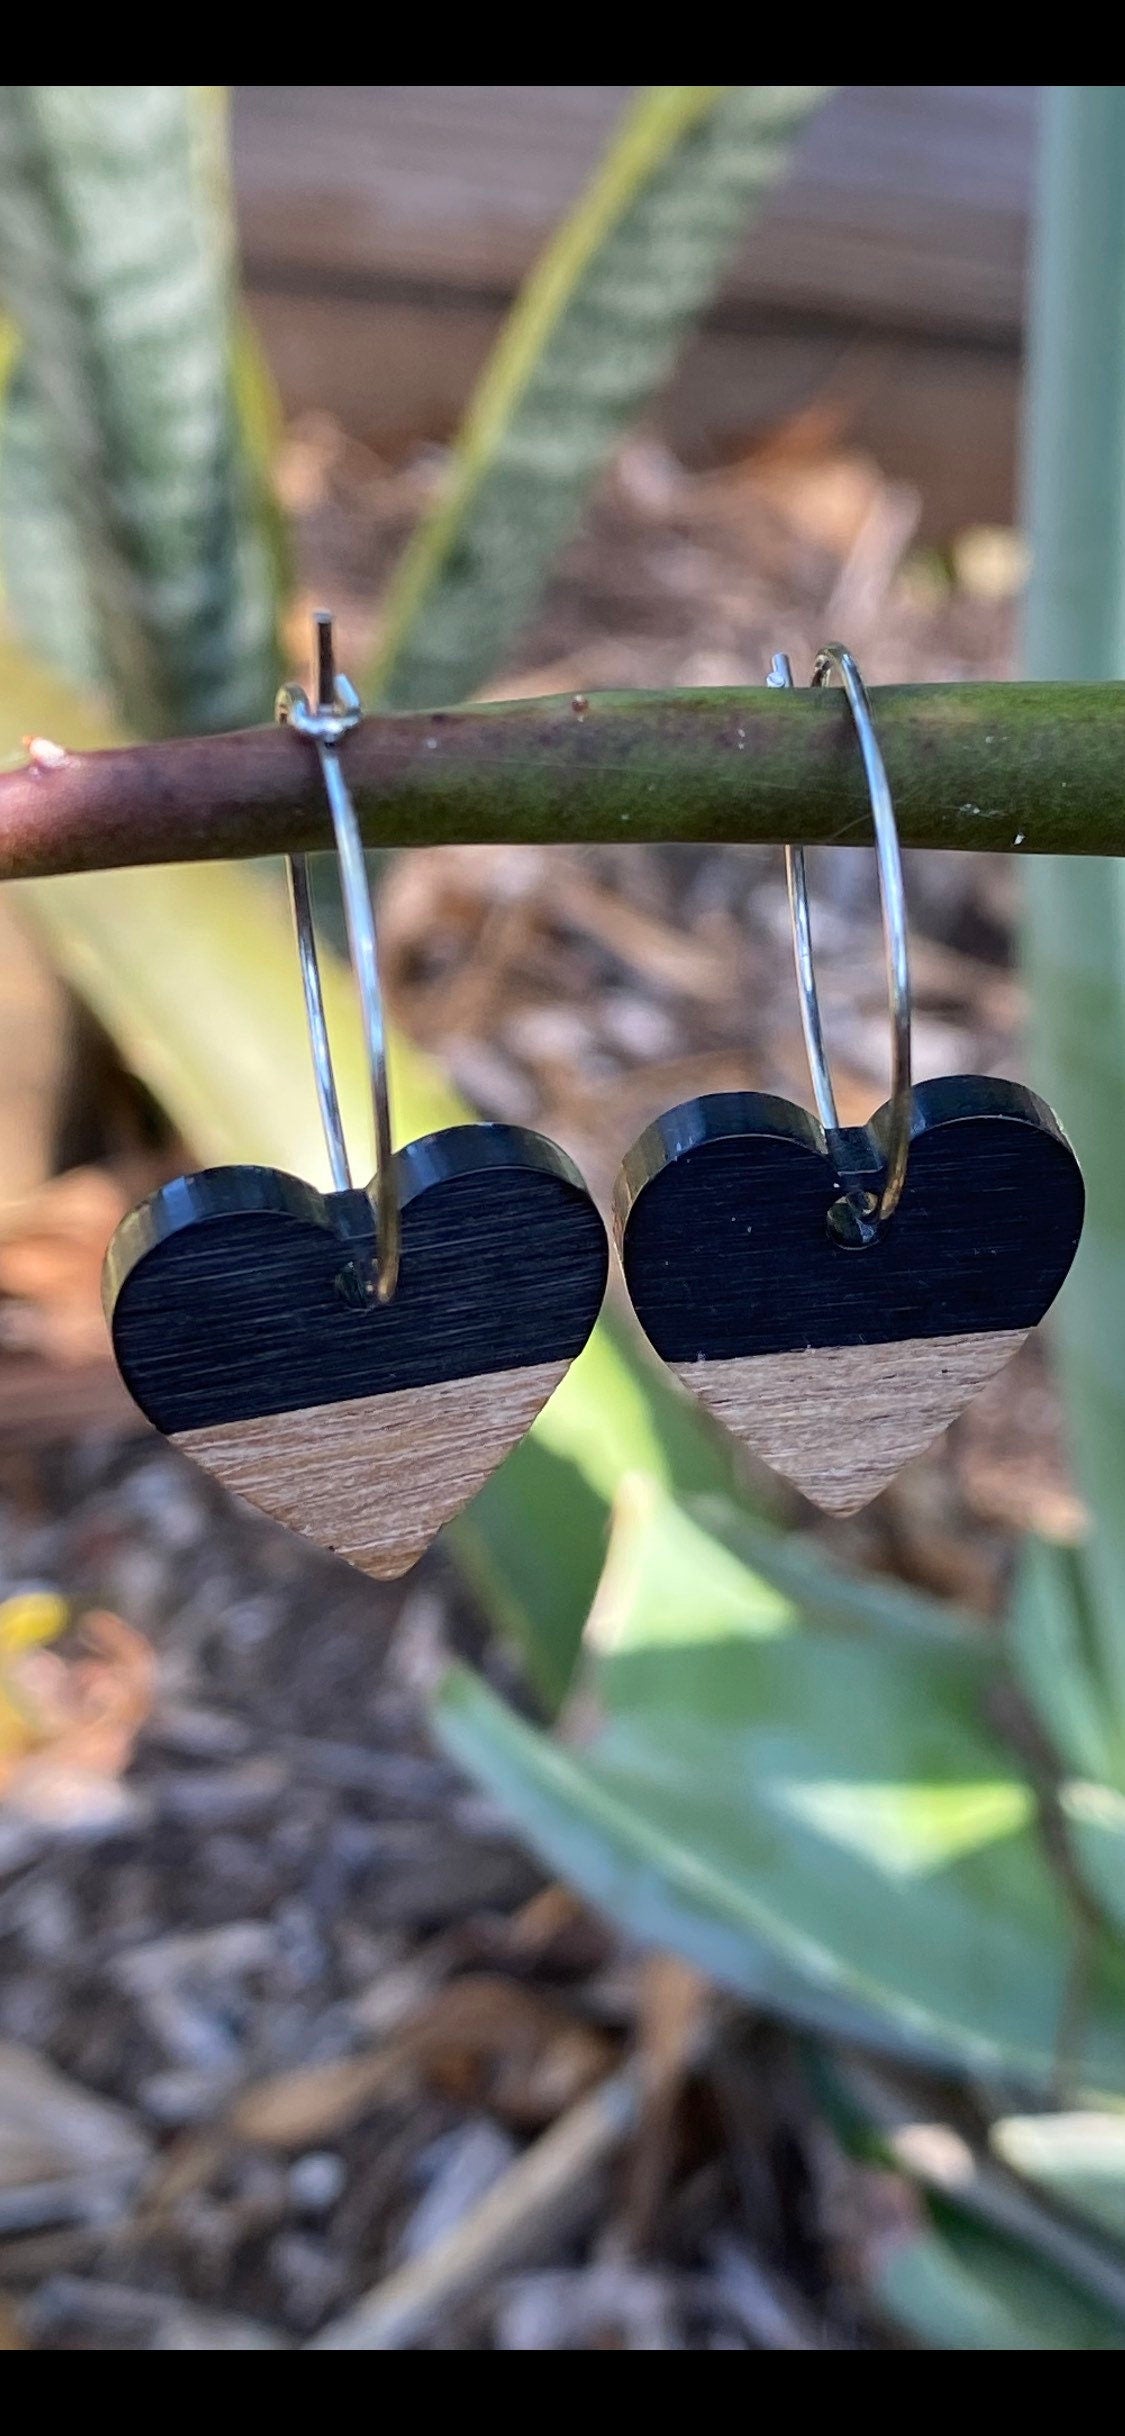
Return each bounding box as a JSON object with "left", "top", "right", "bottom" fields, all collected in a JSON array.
[
  {"left": 104, "top": 614, "right": 608, "bottom": 1579},
  {"left": 614, "top": 643, "right": 1085, "bottom": 1516}
]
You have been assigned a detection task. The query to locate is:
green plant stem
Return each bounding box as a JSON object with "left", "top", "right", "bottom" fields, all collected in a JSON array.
[{"left": 5, "top": 680, "right": 1125, "bottom": 879}]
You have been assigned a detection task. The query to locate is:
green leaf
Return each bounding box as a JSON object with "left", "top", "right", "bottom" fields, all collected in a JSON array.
[
  {"left": 992, "top": 2109, "right": 1125, "bottom": 2245},
  {"left": 688, "top": 1492, "right": 982, "bottom": 1653},
  {"left": 1008, "top": 1533, "right": 1118, "bottom": 1786},
  {"left": 435, "top": 1483, "right": 1125, "bottom": 2093},
  {"left": 820, "top": 2050, "right": 1125, "bottom": 2329},
  {"left": 0, "top": 629, "right": 122, "bottom": 760},
  {"left": 455, "top": 1321, "right": 755, "bottom": 1707},
  {"left": 872, "top": 2204, "right": 1125, "bottom": 2350},
  {"left": 0, "top": 304, "right": 290, "bottom": 698},
  {"left": 0, "top": 354, "right": 101, "bottom": 684},
  {"left": 371, "top": 85, "right": 829, "bottom": 711},
  {"left": 1059, "top": 1778, "right": 1125, "bottom": 1940},
  {"left": 0, "top": 85, "right": 278, "bottom": 730},
  {"left": 16, "top": 860, "right": 464, "bottom": 1182}
]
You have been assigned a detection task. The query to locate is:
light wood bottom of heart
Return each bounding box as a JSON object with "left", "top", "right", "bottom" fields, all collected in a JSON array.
[
  {"left": 672, "top": 1329, "right": 1027, "bottom": 1515},
  {"left": 173, "top": 1358, "right": 569, "bottom": 1578}
]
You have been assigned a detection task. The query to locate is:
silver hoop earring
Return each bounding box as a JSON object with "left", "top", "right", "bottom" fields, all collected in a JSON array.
[
  {"left": 104, "top": 614, "right": 609, "bottom": 1580},
  {"left": 613, "top": 642, "right": 1085, "bottom": 1516}
]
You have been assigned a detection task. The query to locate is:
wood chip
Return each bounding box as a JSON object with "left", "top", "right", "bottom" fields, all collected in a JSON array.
[
  {"left": 621, "top": 1955, "right": 710, "bottom": 2249},
  {"left": 309, "top": 2068, "right": 639, "bottom": 2350},
  {"left": 0, "top": 2044, "right": 150, "bottom": 2197}
]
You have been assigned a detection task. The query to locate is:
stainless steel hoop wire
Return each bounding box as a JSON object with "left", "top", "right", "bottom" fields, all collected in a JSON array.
[
  {"left": 277, "top": 612, "right": 399, "bottom": 1301},
  {"left": 770, "top": 643, "right": 913, "bottom": 1228}
]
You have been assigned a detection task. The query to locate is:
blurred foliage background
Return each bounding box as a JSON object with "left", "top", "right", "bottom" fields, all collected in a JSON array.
[{"left": 0, "top": 85, "right": 1124, "bottom": 2351}]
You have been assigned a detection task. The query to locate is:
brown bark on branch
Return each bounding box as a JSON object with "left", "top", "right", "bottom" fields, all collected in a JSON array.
[{"left": 3, "top": 682, "right": 1125, "bottom": 881}]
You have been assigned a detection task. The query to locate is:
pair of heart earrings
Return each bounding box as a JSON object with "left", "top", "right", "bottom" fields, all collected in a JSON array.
[{"left": 104, "top": 623, "right": 1085, "bottom": 1578}]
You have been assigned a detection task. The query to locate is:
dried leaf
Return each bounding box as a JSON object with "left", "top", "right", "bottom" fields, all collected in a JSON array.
[
  {"left": 230, "top": 1973, "right": 614, "bottom": 2150},
  {"left": 0, "top": 1165, "right": 132, "bottom": 1364},
  {"left": 0, "top": 2295, "right": 25, "bottom": 2349},
  {"left": 228, "top": 2051, "right": 407, "bottom": 2151},
  {"left": 0, "top": 1604, "right": 154, "bottom": 1808},
  {"left": 0, "top": 2043, "right": 149, "bottom": 2191},
  {"left": 622, "top": 1953, "right": 709, "bottom": 2244},
  {"left": 405, "top": 1974, "right": 615, "bottom": 2128}
]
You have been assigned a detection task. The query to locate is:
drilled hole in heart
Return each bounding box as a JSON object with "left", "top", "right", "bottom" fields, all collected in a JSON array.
[
  {"left": 334, "top": 1261, "right": 379, "bottom": 1310},
  {"left": 826, "top": 1189, "right": 881, "bottom": 1250}
]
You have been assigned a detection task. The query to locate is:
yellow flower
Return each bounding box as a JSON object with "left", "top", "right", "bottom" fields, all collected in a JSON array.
[
  {"left": 0, "top": 1593, "right": 69, "bottom": 1763},
  {"left": 0, "top": 1592, "right": 69, "bottom": 1656}
]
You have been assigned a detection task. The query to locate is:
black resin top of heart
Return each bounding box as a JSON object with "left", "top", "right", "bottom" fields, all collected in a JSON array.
[
  {"left": 615, "top": 1076, "right": 1085, "bottom": 1363},
  {"left": 107, "top": 1123, "right": 609, "bottom": 1436}
]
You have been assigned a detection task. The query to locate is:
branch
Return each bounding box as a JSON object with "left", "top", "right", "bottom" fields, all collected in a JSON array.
[{"left": 3, "top": 682, "right": 1125, "bottom": 882}]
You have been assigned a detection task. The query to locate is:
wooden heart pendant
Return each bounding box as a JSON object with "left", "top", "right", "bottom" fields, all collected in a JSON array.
[
  {"left": 105, "top": 1124, "right": 608, "bottom": 1578},
  {"left": 616, "top": 1076, "right": 1084, "bottom": 1516}
]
